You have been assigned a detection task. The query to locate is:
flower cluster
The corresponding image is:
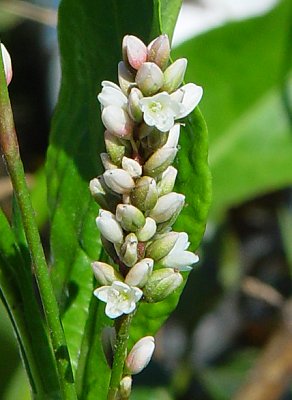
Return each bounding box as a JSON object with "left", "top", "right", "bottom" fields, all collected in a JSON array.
[{"left": 91, "top": 34, "right": 201, "bottom": 322}]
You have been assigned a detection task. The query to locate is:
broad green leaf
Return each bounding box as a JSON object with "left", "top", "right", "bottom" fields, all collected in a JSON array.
[
  {"left": 173, "top": 0, "right": 292, "bottom": 218},
  {"left": 152, "top": 0, "right": 182, "bottom": 42}
]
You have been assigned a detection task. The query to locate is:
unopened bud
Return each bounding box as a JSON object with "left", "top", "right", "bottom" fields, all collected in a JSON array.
[
  {"left": 122, "top": 156, "right": 142, "bottom": 178},
  {"left": 147, "top": 34, "right": 170, "bottom": 70},
  {"left": 89, "top": 177, "right": 121, "bottom": 211},
  {"left": 119, "top": 376, "right": 132, "bottom": 398},
  {"left": 157, "top": 166, "right": 177, "bottom": 196},
  {"left": 128, "top": 87, "right": 143, "bottom": 122},
  {"left": 91, "top": 261, "right": 123, "bottom": 285},
  {"left": 120, "top": 233, "right": 138, "bottom": 267},
  {"left": 100, "top": 153, "right": 117, "bottom": 170},
  {"left": 125, "top": 336, "right": 155, "bottom": 374},
  {"left": 143, "top": 268, "right": 183, "bottom": 302},
  {"left": 125, "top": 258, "right": 153, "bottom": 287},
  {"left": 1, "top": 43, "right": 12, "bottom": 85},
  {"left": 122, "top": 35, "right": 147, "bottom": 70},
  {"left": 143, "top": 146, "right": 177, "bottom": 177},
  {"left": 118, "top": 61, "right": 136, "bottom": 95},
  {"left": 130, "top": 176, "right": 158, "bottom": 211},
  {"left": 102, "top": 105, "right": 133, "bottom": 138},
  {"left": 145, "top": 231, "right": 179, "bottom": 261},
  {"left": 135, "top": 62, "right": 164, "bottom": 96},
  {"left": 136, "top": 217, "right": 157, "bottom": 242},
  {"left": 116, "top": 204, "right": 145, "bottom": 232},
  {"left": 146, "top": 129, "right": 168, "bottom": 150},
  {"left": 165, "top": 123, "right": 180, "bottom": 148},
  {"left": 104, "top": 130, "right": 128, "bottom": 166},
  {"left": 149, "top": 192, "right": 185, "bottom": 223},
  {"left": 103, "top": 169, "right": 135, "bottom": 194},
  {"left": 96, "top": 210, "right": 123, "bottom": 244},
  {"left": 162, "top": 58, "right": 187, "bottom": 93}
]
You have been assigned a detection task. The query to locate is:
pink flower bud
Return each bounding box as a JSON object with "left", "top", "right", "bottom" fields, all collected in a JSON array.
[
  {"left": 147, "top": 34, "right": 170, "bottom": 70},
  {"left": 123, "top": 35, "right": 147, "bottom": 70},
  {"left": 135, "top": 62, "right": 164, "bottom": 96},
  {"left": 126, "top": 336, "right": 155, "bottom": 374},
  {"left": 1, "top": 43, "right": 12, "bottom": 85},
  {"left": 102, "top": 105, "right": 134, "bottom": 138}
]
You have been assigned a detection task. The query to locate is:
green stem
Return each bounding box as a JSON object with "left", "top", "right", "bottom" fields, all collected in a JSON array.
[
  {"left": 108, "top": 314, "right": 133, "bottom": 400},
  {"left": 0, "top": 48, "right": 76, "bottom": 399}
]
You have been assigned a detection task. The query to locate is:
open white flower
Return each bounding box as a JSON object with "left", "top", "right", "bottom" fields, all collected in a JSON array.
[
  {"left": 139, "top": 92, "right": 182, "bottom": 132},
  {"left": 160, "top": 232, "right": 199, "bottom": 271},
  {"left": 140, "top": 83, "right": 203, "bottom": 132},
  {"left": 94, "top": 281, "right": 143, "bottom": 319},
  {"left": 98, "top": 81, "right": 128, "bottom": 110}
]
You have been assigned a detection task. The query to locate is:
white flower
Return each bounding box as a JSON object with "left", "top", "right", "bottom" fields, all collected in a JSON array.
[
  {"left": 139, "top": 83, "right": 203, "bottom": 132},
  {"left": 160, "top": 232, "right": 199, "bottom": 271},
  {"left": 125, "top": 336, "right": 155, "bottom": 375},
  {"left": 139, "top": 92, "right": 182, "bottom": 132},
  {"left": 171, "top": 83, "right": 203, "bottom": 119},
  {"left": 98, "top": 81, "right": 128, "bottom": 110},
  {"left": 94, "top": 281, "right": 143, "bottom": 319}
]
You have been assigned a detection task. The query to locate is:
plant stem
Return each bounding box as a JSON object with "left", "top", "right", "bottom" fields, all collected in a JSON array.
[
  {"left": 0, "top": 49, "right": 77, "bottom": 399},
  {"left": 108, "top": 313, "right": 133, "bottom": 400}
]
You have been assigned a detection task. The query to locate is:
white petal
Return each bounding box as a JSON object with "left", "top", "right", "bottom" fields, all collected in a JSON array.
[
  {"left": 174, "top": 83, "right": 203, "bottom": 119},
  {"left": 105, "top": 302, "right": 123, "bottom": 319},
  {"left": 94, "top": 286, "right": 110, "bottom": 302},
  {"left": 98, "top": 81, "right": 128, "bottom": 109}
]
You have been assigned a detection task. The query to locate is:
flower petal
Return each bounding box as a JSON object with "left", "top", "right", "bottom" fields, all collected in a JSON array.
[{"left": 174, "top": 83, "right": 203, "bottom": 119}]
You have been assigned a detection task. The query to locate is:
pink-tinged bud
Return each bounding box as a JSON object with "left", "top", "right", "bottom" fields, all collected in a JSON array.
[
  {"left": 103, "top": 169, "right": 135, "bottom": 194},
  {"left": 100, "top": 153, "right": 117, "bottom": 170},
  {"left": 128, "top": 87, "right": 143, "bottom": 123},
  {"left": 96, "top": 210, "right": 123, "bottom": 244},
  {"left": 125, "top": 258, "right": 153, "bottom": 287},
  {"left": 122, "top": 35, "right": 147, "bottom": 70},
  {"left": 149, "top": 192, "right": 185, "bottom": 224},
  {"left": 125, "top": 336, "right": 155, "bottom": 375},
  {"left": 157, "top": 166, "right": 177, "bottom": 196},
  {"left": 120, "top": 233, "right": 138, "bottom": 267},
  {"left": 162, "top": 58, "right": 187, "bottom": 93},
  {"left": 119, "top": 376, "right": 132, "bottom": 398},
  {"left": 1, "top": 43, "right": 12, "bottom": 85},
  {"left": 118, "top": 61, "right": 136, "bottom": 96},
  {"left": 147, "top": 34, "right": 170, "bottom": 71},
  {"left": 135, "top": 62, "right": 164, "bottom": 96},
  {"left": 136, "top": 217, "right": 157, "bottom": 242},
  {"left": 122, "top": 156, "right": 142, "bottom": 178},
  {"left": 146, "top": 231, "right": 179, "bottom": 261},
  {"left": 102, "top": 105, "right": 134, "bottom": 139},
  {"left": 91, "top": 261, "right": 123, "bottom": 285},
  {"left": 131, "top": 176, "right": 158, "bottom": 211},
  {"left": 143, "top": 146, "right": 177, "bottom": 177},
  {"left": 116, "top": 204, "right": 145, "bottom": 232},
  {"left": 104, "top": 130, "right": 129, "bottom": 166},
  {"left": 144, "top": 268, "right": 183, "bottom": 302}
]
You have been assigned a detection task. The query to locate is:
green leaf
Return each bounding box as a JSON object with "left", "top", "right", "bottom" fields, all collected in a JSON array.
[
  {"left": 152, "top": 0, "right": 182, "bottom": 42},
  {"left": 0, "top": 210, "right": 60, "bottom": 398},
  {"left": 173, "top": 0, "right": 292, "bottom": 218}
]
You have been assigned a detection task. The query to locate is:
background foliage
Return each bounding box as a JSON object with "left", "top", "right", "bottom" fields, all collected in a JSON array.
[{"left": 1, "top": 0, "right": 292, "bottom": 399}]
